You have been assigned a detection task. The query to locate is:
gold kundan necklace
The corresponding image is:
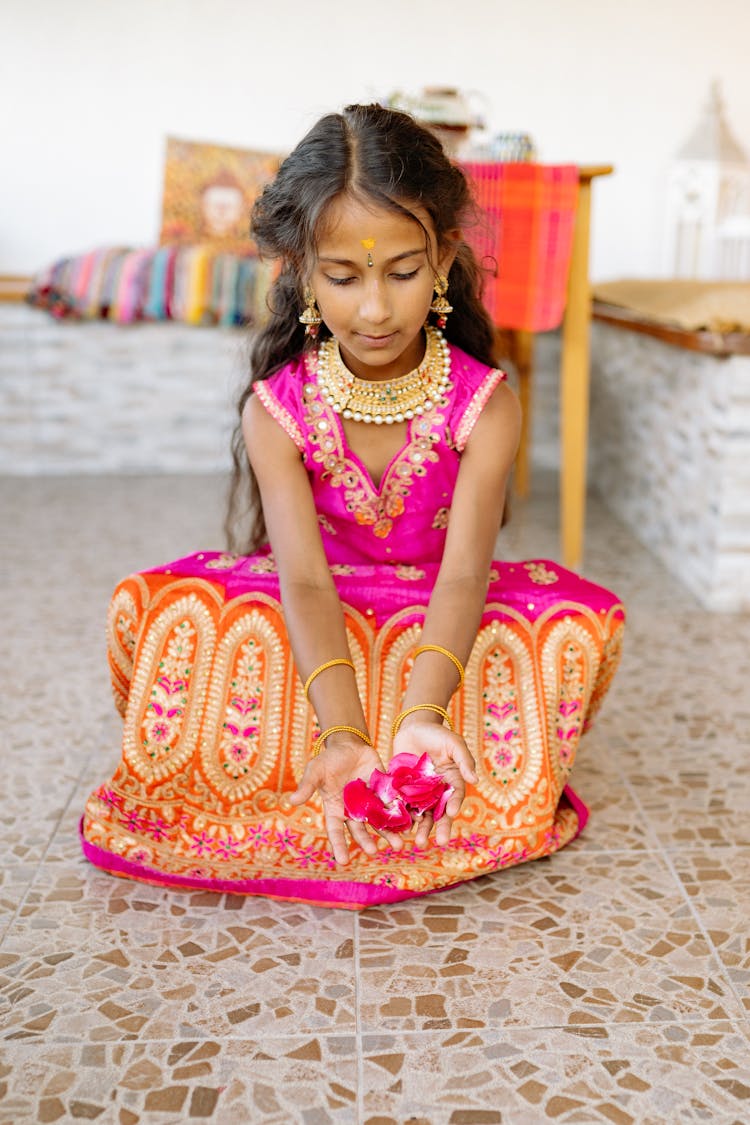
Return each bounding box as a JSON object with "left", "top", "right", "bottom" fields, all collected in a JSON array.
[{"left": 316, "top": 326, "right": 451, "bottom": 425}]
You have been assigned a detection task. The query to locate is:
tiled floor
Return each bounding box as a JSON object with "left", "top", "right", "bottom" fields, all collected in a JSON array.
[{"left": 2, "top": 472, "right": 749, "bottom": 1124}]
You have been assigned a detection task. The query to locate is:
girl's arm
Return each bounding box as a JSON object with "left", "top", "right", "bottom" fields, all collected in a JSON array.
[
  {"left": 394, "top": 379, "right": 522, "bottom": 846},
  {"left": 242, "top": 393, "right": 403, "bottom": 864}
]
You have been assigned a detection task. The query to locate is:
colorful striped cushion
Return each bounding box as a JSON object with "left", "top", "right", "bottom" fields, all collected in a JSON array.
[{"left": 27, "top": 245, "right": 274, "bottom": 327}]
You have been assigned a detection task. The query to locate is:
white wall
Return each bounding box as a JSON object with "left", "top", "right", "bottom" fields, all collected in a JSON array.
[{"left": 2, "top": 0, "right": 749, "bottom": 281}]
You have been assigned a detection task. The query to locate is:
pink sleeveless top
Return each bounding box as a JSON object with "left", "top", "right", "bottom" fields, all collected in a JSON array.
[{"left": 254, "top": 341, "right": 506, "bottom": 568}]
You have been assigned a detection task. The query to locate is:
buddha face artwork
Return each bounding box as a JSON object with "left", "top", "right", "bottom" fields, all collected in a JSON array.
[
  {"left": 200, "top": 170, "right": 245, "bottom": 239},
  {"left": 158, "top": 137, "right": 280, "bottom": 251}
]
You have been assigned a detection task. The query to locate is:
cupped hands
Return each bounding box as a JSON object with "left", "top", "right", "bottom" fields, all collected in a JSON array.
[
  {"left": 288, "top": 737, "right": 404, "bottom": 866},
  {"left": 289, "top": 722, "right": 477, "bottom": 863},
  {"left": 390, "top": 720, "right": 478, "bottom": 848}
]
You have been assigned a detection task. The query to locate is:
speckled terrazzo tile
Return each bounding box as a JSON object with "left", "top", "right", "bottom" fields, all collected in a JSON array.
[
  {"left": 672, "top": 849, "right": 750, "bottom": 1016},
  {"left": 625, "top": 740, "right": 750, "bottom": 849},
  {"left": 0, "top": 742, "right": 106, "bottom": 864},
  {"left": 0, "top": 870, "right": 356, "bottom": 1042},
  {"left": 0, "top": 866, "right": 38, "bottom": 947},
  {"left": 357, "top": 848, "right": 741, "bottom": 1032},
  {"left": 0, "top": 1036, "right": 357, "bottom": 1124},
  {"left": 563, "top": 726, "right": 653, "bottom": 853},
  {"left": 361, "top": 1022, "right": 750, "bottom": 1125},
  {"left": 606, "top": 619, "right": 750, "bottom": 748},
  {"left": 0, "top": 771, "right": 79, "bottom": 866},
  {"left": 2, "top": 750, "right": 122, "bottom": 870}
]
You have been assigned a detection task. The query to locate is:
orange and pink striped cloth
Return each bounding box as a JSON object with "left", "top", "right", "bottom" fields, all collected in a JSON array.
[{"left": 463, "top": 162, "right": 580, "bottom": 332}]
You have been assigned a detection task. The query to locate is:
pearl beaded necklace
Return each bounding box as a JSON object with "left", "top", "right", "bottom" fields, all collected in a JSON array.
[{"left": 316, "top": 326, "right": 451, "bottom": 425}]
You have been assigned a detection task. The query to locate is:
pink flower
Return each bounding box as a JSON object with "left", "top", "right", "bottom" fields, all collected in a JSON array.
[
  {"left": 380, "top": 752, "right": 452, "bottom": 820},
  {"left": 343, "top": 778, "right": 412, "bottom": 832},
  {"left": 144, "top": 817, "right": 171, "bottom": 841},
  {"left": 228, "top": 743, "right": 249, "bottom": 762},
  {"left": 215, "top": 835, "right": 241, "bottom": 859},
  {"left": 247, "top": 825, "right": 270, "bottom": 847},
  {"left": 190, "top": 831, "right": 215, "bottom": 856},
  {"left": 343, "top": 753, "right": 453, "bottom": 834},
  {"left": 98, "top": 788, "right": 123, "bottom": 809}
]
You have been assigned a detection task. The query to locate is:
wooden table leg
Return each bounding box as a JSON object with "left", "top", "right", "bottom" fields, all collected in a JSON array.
[
  {"left": 560, "top": 180, "right": 592, "bottom": 569},
  {"left": 560, "top": 168, "right": 612, "bottom": 569}
]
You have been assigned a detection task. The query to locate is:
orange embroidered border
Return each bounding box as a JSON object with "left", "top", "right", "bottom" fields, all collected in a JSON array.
[
  {"left": 254, "top": 381, "right": 306, "bottom": 452},
  {"left": 454, "top": 369, "right": 506, "bottom": 451}
]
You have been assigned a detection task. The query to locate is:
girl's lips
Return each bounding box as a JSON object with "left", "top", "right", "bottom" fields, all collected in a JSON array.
[{"left": 356, "top": 332, "right": 397, "bottom": 349}]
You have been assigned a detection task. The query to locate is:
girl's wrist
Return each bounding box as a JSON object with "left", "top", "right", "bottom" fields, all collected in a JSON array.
[
  {"left": 326, "top": 731, "right": 368, "bottom": 750},
  {"left": 393, "top": 704, "right": 452, "bottom": 740},
  {"left": 398, "top": 709, "right": 444, "bottom": 728},
  {"left": 314, "top": 726, "right": 372, "bottom": 756}
]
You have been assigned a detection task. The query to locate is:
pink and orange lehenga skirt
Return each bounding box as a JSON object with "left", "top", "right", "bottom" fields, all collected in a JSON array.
[{"left": 80, "top": 552, "right": 625, "bottom": 909}]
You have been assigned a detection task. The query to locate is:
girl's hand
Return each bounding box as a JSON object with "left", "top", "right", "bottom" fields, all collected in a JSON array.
[
  {"left": 288, "top": 737, "right": 404, "bottom": 866},
  {"left": 391, "top": 720, "right": 478, "bottom": 848}
]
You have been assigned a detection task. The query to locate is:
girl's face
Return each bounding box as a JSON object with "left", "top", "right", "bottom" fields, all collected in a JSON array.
[{"left": 310, "top": 194, "right": 458, "bottom": 381}]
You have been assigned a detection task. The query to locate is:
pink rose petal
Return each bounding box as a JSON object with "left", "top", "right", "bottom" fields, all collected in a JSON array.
[
  {"left": 369, "top": 768, "right": 399, "bottom": 804},
  {"left": 342, "top": 778, "right": 374, "bottom": 822},
  {"left": 369, "top": 798, "right": 412, "bottom": 832},
  {"left": 343, "top": 778, "right": 412, "bottom": 832},
  {"left": 384, "top": 751, "right": 452, "bottom": 819},
  {"left": 343, "top": 750, "right": 453, "bottom": 833},
  {"left": 432, "top": 785, "right": 453, "bottom": 821}
]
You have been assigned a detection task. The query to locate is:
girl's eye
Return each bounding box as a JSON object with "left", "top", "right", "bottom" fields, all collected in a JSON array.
[
  {"left": 325, "top": 275, "right": 355, "bottom": 287},
  {"left": 391, "top": 268, "right": 419, "bottom": 281}
]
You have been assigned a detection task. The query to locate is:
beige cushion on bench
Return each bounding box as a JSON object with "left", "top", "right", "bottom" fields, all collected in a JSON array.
[{"left": 592, "top": 279, "right": 750, "bottom": 334}]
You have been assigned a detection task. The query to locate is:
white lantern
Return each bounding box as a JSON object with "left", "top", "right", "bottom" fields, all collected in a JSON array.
[{"left": 664, "top": 82, "right": 750, "bottom": 280}]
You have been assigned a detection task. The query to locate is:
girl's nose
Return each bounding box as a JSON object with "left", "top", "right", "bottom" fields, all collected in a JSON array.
[{"left": 359, "top": 280, "right": 391, "bottom": 325}]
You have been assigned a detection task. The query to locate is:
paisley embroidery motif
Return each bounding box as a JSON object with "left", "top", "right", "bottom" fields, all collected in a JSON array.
[
  {"left": 541, "top": 616, "right": 600, "bottom": 798},
  {"left": 198, "top": 609, "right": 286, "bottom": 801},
  {"left": 122, "top": 592, "right": 217, "bottom": 786},
  {"left": 107, "top": 585, "right": 140, "bottom": 716},
  {"left": 469, "top": 623, "right": 545, "bottom": 815},
  {"left": 141, "top": 618, "right": 195, "bottom": 766},
  {"left": 84, "top": 570, "right": 624, "bottom": 899}
]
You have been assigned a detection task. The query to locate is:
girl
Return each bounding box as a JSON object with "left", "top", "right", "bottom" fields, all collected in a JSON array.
[{"left": 81, "top": 104, "right": 624, "bottom": 909}]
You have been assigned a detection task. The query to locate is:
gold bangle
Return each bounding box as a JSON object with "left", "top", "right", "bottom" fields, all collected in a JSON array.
[
  {"left": 303, "top": 658, "right": 356, "bottom": 699},
  {"left": 312, "top": 725, "right": 373, "bottom": 758},
  {"left": 413, "top": 644, "right": 465, "bottom": 687},
  {"left": 392, "top": 704, "right": 453, "bottom": 740}
]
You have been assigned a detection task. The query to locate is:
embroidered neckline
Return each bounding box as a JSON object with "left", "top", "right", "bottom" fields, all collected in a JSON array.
[{"left": 303, "top": 351, "right": 451, "bottom": 538}]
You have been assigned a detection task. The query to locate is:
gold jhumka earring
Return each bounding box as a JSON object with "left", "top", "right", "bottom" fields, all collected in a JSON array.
[
  {"left": 298, "top": 286, "right": 322, "bottom": 337},
  {"left": 429, "top": 274, "right": 453, "bottom": 329}
]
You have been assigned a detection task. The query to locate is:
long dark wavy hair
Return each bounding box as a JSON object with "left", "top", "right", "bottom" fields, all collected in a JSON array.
[{"left": 226, "top": 103, "right": 497, "bottom": 552}]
